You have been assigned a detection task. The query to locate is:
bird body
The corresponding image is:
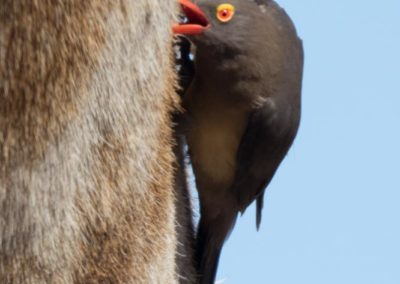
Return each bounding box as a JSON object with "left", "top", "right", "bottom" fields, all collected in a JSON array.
[
  {"left": 187, "top": 95, "right": 248, "bottom": 188},
  {"left": 174, "top": 0, "right": 303, "bottom": 282}
]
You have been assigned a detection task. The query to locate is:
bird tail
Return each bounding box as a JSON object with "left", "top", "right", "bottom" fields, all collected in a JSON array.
[
  {"left": 256, "top": 192, "right": 265, "bottom": 231},
  {"left": 195, "top": 212, "right": 237, "bottom": 284},
  {"left": 195, "top": 226, "right": 222, "bottom": 284}
]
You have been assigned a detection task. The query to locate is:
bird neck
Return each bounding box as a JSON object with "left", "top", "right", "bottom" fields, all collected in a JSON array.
[
  {"left": 192, "top": 50, "right": 262, "bottom": 109},
  {"left": 194, "top": 48, "right": 245, "bottom": 82}
]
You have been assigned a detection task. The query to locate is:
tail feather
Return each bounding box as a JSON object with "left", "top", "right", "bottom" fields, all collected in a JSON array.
[
  {"left": 195, "top": 212, "right": 237, "bottom": 284},
  {"left": 256, "top": 192, "right": 265, "bottom": 231},
  {"left": 195, "top": 220, "right": 222, "bottom": 284}
]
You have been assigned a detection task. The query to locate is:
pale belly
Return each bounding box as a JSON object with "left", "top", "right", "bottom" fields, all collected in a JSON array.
[{"left": 187, "top": 107, "right": 248, "bottom": 188}]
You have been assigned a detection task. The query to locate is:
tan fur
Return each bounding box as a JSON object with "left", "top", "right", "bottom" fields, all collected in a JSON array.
[{"left": 0, "top": 0, "right": 186, "bottom": 283}]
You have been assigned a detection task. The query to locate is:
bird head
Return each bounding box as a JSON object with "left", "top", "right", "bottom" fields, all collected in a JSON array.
[{"left": 173, "top": 0, "right": 271, "bottom": 52}]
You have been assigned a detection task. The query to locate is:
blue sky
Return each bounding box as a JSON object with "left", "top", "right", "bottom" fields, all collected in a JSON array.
[{"left": 206, "top": 0, "right": 400, "bottom": 283}]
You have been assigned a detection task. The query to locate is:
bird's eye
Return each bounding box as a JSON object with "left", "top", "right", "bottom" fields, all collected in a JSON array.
[{"left": 216, "top": 4, "right": 235, "bottom": 23}]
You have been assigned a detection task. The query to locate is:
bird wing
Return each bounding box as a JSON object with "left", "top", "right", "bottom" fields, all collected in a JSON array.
[{"left": 230, "top": 98, "right": 298, "bottom": 229}]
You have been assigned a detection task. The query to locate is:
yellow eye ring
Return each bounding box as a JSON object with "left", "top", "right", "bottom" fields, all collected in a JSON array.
[{"left": 216, "top": 3, "right": 235, "bottom": 23}]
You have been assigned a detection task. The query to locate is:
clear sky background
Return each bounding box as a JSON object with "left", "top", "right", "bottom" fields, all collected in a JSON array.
[{"left": 195, "top": 0, "right": 400, "bottom": 283}]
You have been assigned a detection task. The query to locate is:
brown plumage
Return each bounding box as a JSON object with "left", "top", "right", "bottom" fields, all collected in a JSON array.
[{"left": 174, "top": 0, "right": 304, "bottom": 283}]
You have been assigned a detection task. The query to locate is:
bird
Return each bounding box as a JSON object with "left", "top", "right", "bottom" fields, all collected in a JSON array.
[{"left": 173, "top": 0, "right": 304, "bottom": 283}]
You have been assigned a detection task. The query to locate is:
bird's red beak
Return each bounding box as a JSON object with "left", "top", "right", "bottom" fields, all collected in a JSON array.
[{"left": 173, "top": 0, "right": 210, "bottom": 35}]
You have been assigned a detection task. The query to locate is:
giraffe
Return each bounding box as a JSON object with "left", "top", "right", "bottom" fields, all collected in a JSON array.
[{"left": 0, "top": 1, "right": 194, "bottom": 282}]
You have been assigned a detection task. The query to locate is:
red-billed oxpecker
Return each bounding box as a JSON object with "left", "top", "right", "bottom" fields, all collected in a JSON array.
[{"left": 173, "top": 0, "right": 303, "bottom": 283}]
